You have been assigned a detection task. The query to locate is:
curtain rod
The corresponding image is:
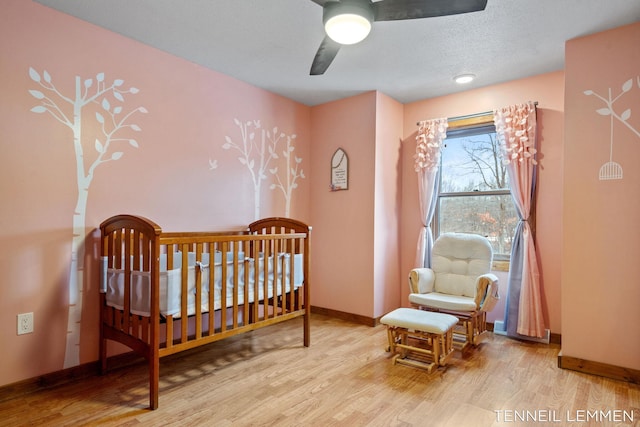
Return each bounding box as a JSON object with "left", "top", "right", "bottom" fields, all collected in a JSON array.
[
  {"left": 416, "top": 102, "right": 538, "bottom": 126},
  {"left": 416, "top": 110, "right": 492, "bottom": 127}
]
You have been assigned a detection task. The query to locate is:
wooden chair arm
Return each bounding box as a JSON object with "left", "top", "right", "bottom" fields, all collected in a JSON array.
[{"left": 475, "top": 273, "right": 499, "bottom": 311}]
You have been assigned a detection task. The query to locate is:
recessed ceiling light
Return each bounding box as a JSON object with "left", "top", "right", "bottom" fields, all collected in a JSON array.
[{"left": 454, "top": 74, "right": 476, "bottom": 84}]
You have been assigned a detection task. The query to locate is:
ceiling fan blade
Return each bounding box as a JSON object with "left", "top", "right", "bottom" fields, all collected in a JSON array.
[
  {"left": 373, "top": 0, "right": 488, "bottom": 21},
  {"left": 308, "top": 0, "right": 335, "bottom": 6},
  {"left": 310, "top": 36, "right": 341, "bottom": 75}
]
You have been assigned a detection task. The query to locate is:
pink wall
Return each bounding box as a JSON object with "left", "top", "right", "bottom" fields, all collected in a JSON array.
[
  {"left": 310, "top": 92, "right": 377, "bottom": 317},
  {"left": 401, "top": 72, "right": 565, "bottom": 332},
  {"left": 3, "top": 0, "right": 637, "bottom": 390},
  {"left": 309, "top": 91, "right": 403, "bottom": 319},
  {"left": 373, "top": 93, "right": 404, "bottom": 317},
  {"left": 562, "top": 22, "right": 640, "bottom": 370},
  {"left": 0, "top": 1, "right": 310, "bottom": 386}
]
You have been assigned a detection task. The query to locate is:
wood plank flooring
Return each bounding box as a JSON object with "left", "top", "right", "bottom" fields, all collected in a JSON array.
[{"left": 1, "top": 314, "right": 638, "bottom": 426}]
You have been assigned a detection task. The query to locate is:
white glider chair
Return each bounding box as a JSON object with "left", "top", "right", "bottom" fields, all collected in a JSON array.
[{"left": 409, "top": 233, "right": 500, "bottom": 350}]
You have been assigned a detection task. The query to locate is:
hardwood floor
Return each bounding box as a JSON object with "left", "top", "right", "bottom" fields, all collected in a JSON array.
[{"left": 1, "top": 314, "right": 639, "bottom": 426}]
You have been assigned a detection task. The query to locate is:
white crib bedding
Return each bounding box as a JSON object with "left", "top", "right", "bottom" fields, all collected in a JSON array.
[{"left": 101, "top": 252, "right": 304, "bottom": 317}]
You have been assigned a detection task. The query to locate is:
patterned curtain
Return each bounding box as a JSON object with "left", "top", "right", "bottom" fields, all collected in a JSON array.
[
  {"left": 414, "top": 118, "right": 448, "bottom": 268},
  {"left": 493, "top": 101, "right": 545, "bottom": 338}
]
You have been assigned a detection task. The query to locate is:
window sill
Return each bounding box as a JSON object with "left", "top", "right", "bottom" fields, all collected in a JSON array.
[{"left": 492, "top": 260, "right": 510, "bottom": 272}]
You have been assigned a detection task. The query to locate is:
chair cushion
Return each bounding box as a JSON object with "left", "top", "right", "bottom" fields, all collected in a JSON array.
[
  {"left": 432, "top": 233, "right": 492, "bottom": 298},
  {"left": 380, "top": 308, "right": 458, "bottom": 334},
  {"left": 409, "top": 292, "right": 478, "bottom": 312}
]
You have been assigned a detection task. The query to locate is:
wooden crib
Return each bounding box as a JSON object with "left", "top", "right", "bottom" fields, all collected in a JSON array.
[{"left": 98, "top": 214, "right": 311, "bottom": 409}]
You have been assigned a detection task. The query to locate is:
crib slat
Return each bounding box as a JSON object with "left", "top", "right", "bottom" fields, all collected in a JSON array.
[
  {"left": 242, "top": 240, "right": 250, "bottom": 325},
  {"left": 220, "top": 241, "right": 228, "bottom": 332},
  {"left": 114, "top": 309, "right": 123, "bottom": 331},
  {"left": 131, "top": 315, "right": 140, "bottom": 339},
  {"left": 132, "top": 230, "right": 140, "bottom": 271},
  {"left": 195, "top": 243, "right": 203, "bottom": 339},
  {"left": 276, "top": 238, "right": 282, "bottom": 316},
  {"left": 208, "top": 242, "right": 215, "bottom": 334},
  {"left": 279, "top": 236, "right": 284, "bottom": 313},
  {"left": 274, "top": 237, "right": 281, "bottom": 316},
  {"left": 264, "top": 239, "right": 271, "bottom": 319},
  {"left": 167, "top": 248, "right": 174, "bottom": 279},
  {"left": 232, "top": 243, "right": 239, "bottom": 329},
  {"left": 165, "top": 315, "right": 173, "bottom": 349},
  {"left": 105, "top": 306, "right": 114, "bottom": 327},
  {"left": 141, "top": 315, "right": 149, "bottom": 343},
  {"left": 251, "top": 239, "right": 259, "bottom": 323},
  {"left": 180, "top": 243, "right": 189, "bottom": 343},
  {"left": 123, "top": 229, "right": 132, "bottom": 333},
  {"left": 114, "top": 231, "right": 122, "bottom": 269},
  {"left": 131, "top": 230, "right": 142, "bottom": 336},
  {"left": 288, "top": 240, "right": 294, "bottom": 313}
]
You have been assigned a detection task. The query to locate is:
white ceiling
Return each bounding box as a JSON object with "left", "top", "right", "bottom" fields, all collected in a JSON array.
[{"left": 35, "top": 0, "right": 640, "bottom": 106}]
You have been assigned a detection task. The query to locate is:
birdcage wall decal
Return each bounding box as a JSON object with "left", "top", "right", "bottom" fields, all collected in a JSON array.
[
  {"left": 599, "top": 99, "right": 623, "bottom": 181},
  {"left": 599, "top": 161, "right": 623, "bottom": 180}
]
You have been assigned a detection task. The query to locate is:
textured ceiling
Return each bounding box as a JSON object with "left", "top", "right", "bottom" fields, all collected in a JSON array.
[{"left": 35, "top": 0, "right": 640, "bottom": 106}]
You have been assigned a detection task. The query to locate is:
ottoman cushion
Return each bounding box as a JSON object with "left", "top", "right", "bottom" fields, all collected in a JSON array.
[{"left": 381, "top": 308, "right": 458, "bottom": 335}]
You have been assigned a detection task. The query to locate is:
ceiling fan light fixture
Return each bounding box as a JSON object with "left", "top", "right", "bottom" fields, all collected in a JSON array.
[
  {"left": 323, "top": 1, "right": 374, "bottom": 45},
  {"left": 454, "top": 74, "right": 476, "bottom": 84}
]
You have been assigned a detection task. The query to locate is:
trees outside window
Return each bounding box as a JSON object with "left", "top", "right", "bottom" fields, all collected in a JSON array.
[{"left": 435, "top": 126, "right": 517, "bottom": 259}]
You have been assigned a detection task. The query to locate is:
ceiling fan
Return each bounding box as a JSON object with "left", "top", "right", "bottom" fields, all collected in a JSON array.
[{"left": 309, "top": 0, "right": 488, "bottom": 75}]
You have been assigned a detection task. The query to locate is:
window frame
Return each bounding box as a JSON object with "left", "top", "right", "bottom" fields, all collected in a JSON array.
[{"left": 431, "top": 114, "right": 515, "bottom": 266}]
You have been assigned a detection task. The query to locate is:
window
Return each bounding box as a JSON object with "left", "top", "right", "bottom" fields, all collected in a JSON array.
[{"left": 434, "top": 123, "right": 517, "bottom": 260}]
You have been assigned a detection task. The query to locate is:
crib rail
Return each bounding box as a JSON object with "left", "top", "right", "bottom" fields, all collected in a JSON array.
[
  {"left": 156, "top": 232, "right": 308, "bottom": 355},
  {"left": 98, "top": 214, "right": 311, "bottom": 409}
]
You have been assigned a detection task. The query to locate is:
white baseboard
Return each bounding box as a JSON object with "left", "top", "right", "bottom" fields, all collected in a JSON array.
[{"left": 493, "top": 320, "right": 550, "bottom": 344}]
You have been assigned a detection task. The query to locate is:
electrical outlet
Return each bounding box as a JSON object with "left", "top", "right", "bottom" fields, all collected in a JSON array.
[{"left": 17, "top": 312, "right": 34, "bottom": 335}]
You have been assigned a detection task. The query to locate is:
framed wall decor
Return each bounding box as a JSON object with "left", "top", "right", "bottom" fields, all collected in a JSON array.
[{"left": 330, "top": 148, "right": 348, "bottom": 191}]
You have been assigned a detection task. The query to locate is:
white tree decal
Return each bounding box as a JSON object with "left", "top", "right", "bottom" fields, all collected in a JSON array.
[
  {"left": 212, "top": 119, "right": 305, "bottom": 219},
  {"left": 584, "top": 76, "right": 640, "bottom": 180},
  {"left": 221, "top": 120, "right": 278, "bottom": 219},
  {"left": 29, "top": 67, "right": 147, "bottom": 368},
  {"left": 584, "top": 76, "right": 640, "bottom": 138},
  {"left": 269, "top": 133, "right": 305, "bottom": 217}
]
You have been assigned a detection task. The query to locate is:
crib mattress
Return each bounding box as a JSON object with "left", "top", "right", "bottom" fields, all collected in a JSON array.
[{"left": 101, "top": 252, "right": 304, "bottom": 317}]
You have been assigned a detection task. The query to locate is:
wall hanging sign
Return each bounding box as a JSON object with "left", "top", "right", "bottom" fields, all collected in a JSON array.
[{"left": 331, "top": 148, "right": 348, "bottom": 191}]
